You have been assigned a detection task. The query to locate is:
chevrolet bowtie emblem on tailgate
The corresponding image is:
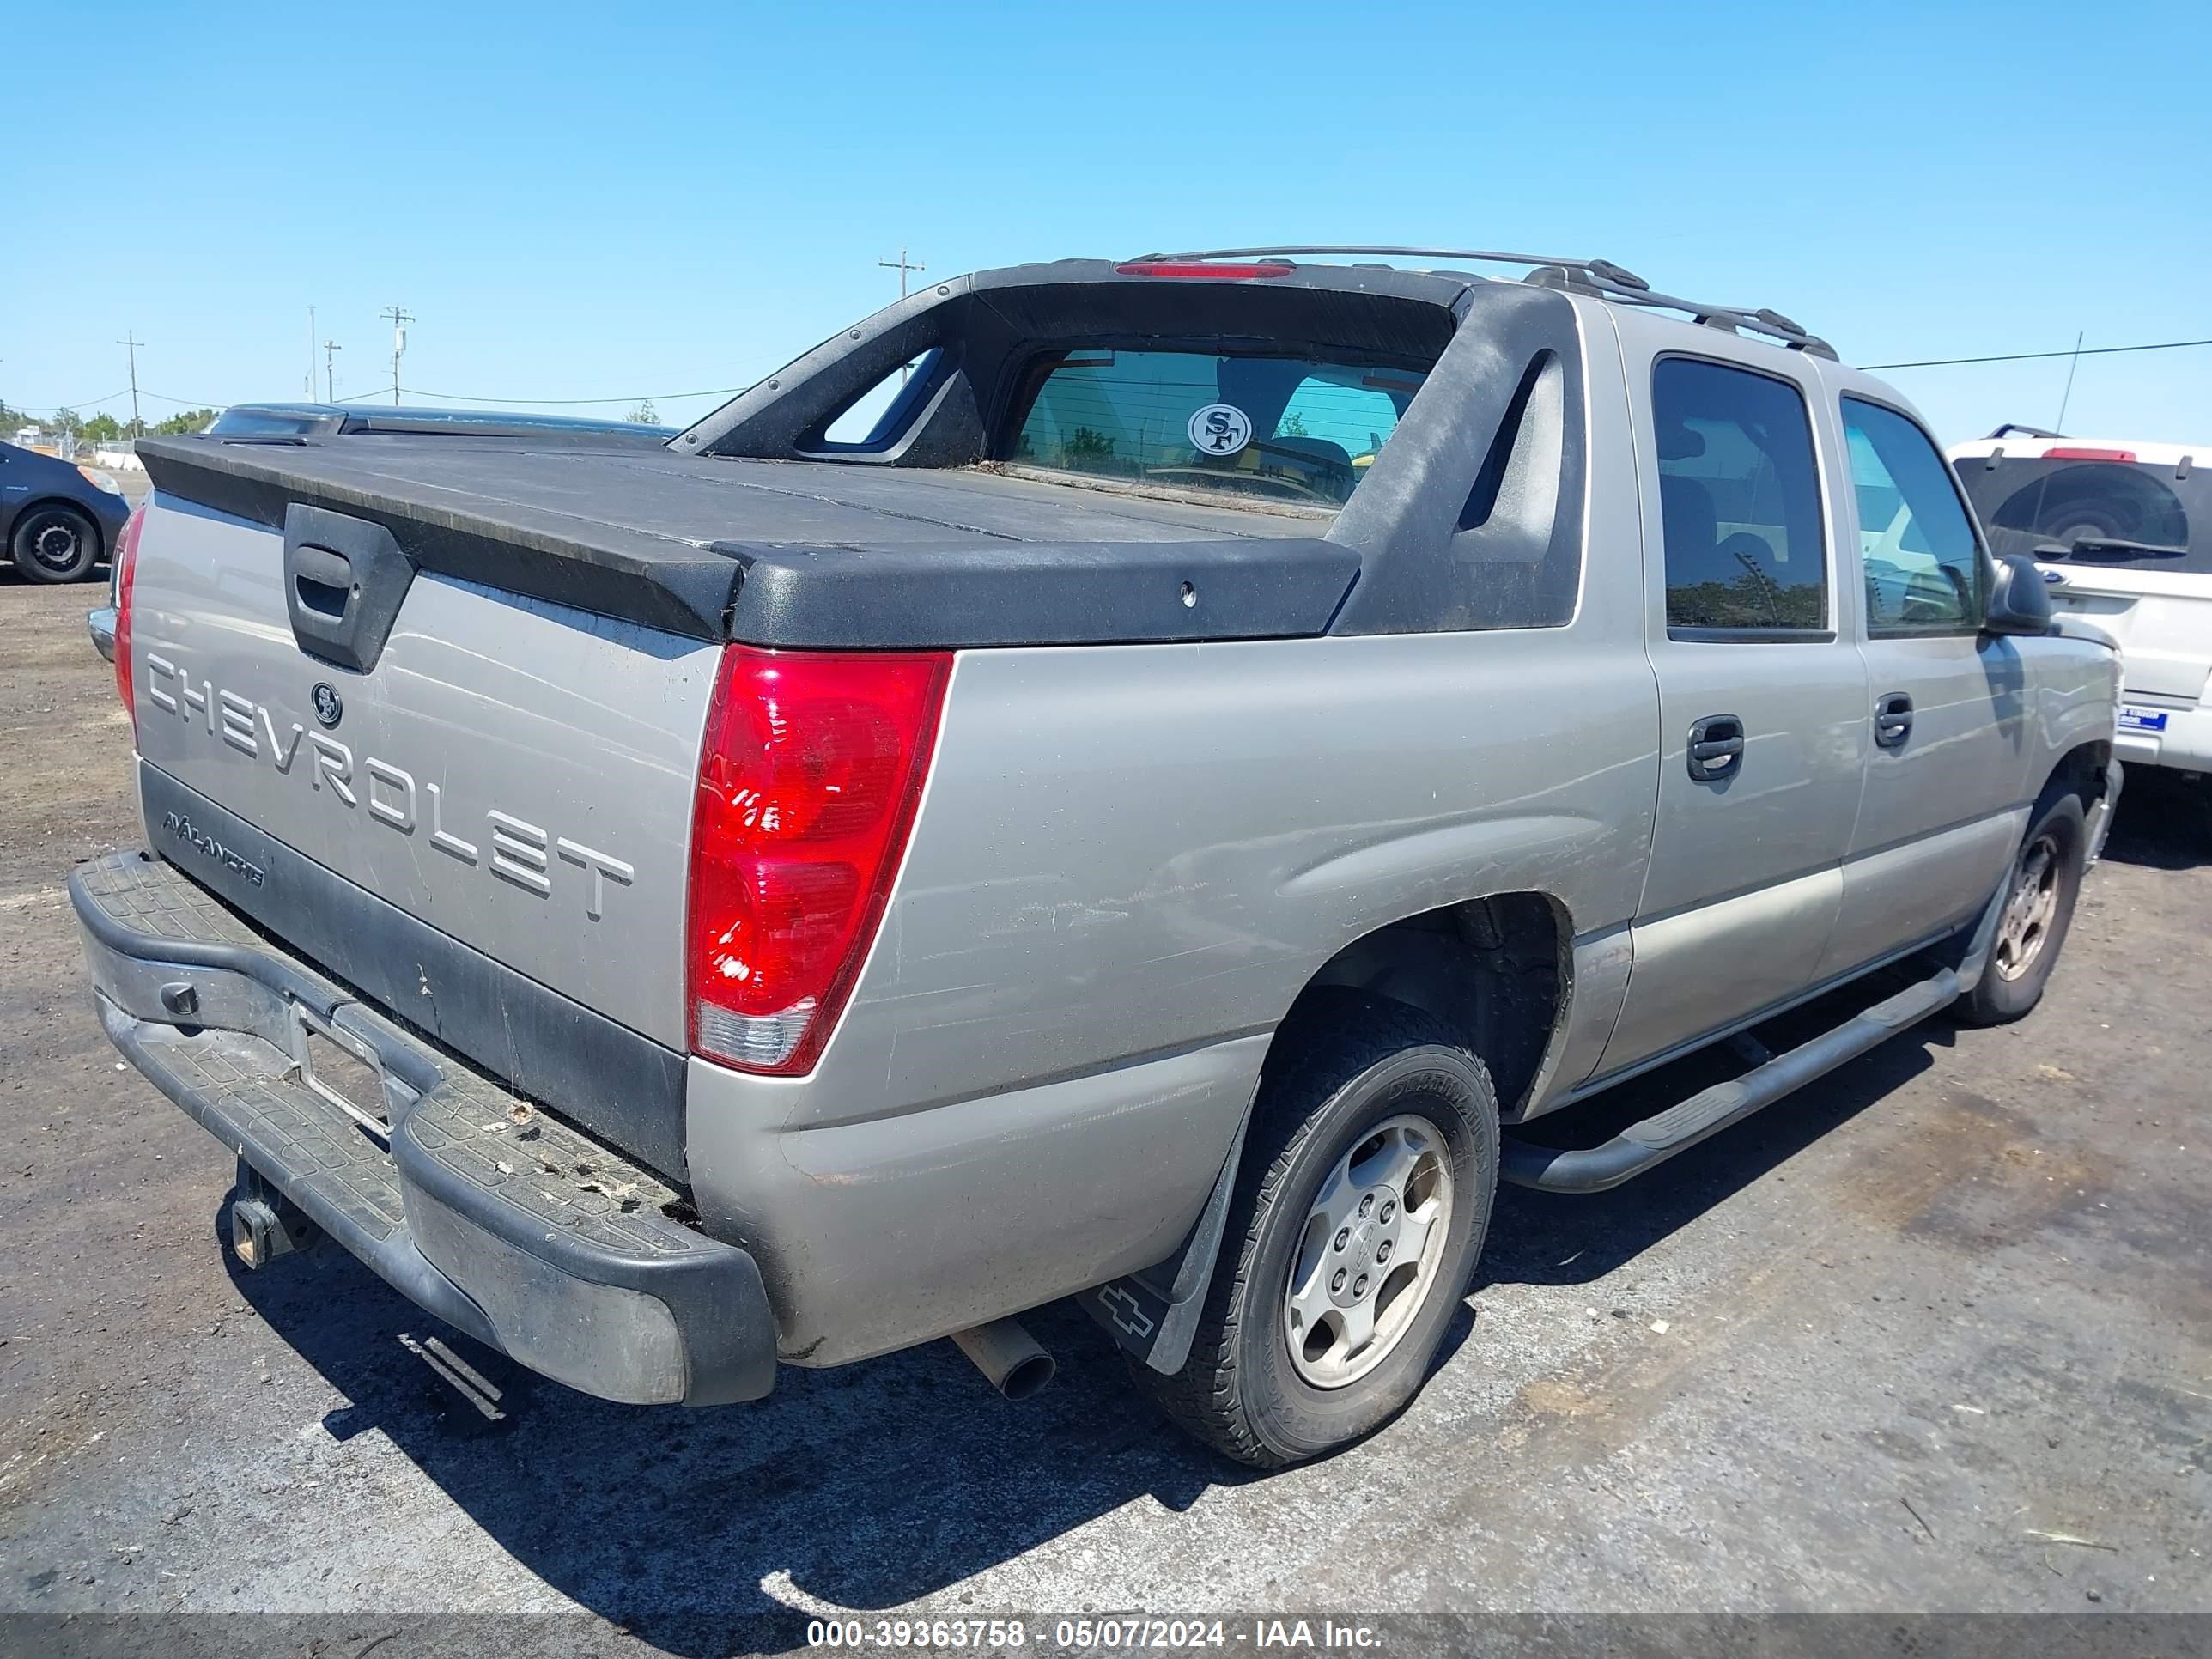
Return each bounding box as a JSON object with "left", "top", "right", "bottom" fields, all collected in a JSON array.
[{"left": 141, "top": 656, "right": 635, "bottom": 920}]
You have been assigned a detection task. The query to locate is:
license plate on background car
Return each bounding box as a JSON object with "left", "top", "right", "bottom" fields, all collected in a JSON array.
[{"left": 2119, "top": 706, "right": 2170, "bottom": 733}]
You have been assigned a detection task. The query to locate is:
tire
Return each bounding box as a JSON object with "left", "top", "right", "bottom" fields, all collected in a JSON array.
[
  {"left": 1955, "top": 789, "right": 2087, "bottom": 1026},
  {"left": 9, "top": 504, "right": 101, "bottom": 583},
  {"left": 1133, "top": 994, "right": 1499, "bottom": 1468}
]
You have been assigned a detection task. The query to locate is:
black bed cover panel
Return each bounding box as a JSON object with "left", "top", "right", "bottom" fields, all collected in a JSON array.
[{"left": 137, "top": 435, "right": 1357, "bottom": 648}]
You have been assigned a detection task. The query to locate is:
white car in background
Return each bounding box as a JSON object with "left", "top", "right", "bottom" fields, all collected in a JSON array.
[{"left": 1950, "top": 427, "right": 2209, "bottom": 804}]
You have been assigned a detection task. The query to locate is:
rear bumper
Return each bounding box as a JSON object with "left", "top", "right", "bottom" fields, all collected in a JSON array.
[
  {"left": 71, "top": 848, "right": 777, "bottom": 1407},
  {"left": 88, "top": 605, "right": 118, "bottom": 663}
]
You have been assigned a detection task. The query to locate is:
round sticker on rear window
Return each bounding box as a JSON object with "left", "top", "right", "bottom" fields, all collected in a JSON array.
[{"left": 1188, "top": 403, "right": 1253, "bottom": 457}]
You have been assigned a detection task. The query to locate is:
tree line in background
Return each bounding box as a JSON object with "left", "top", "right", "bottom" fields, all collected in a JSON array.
[{"left": 0, "top": 400, "right": 220, "bottom": 441}]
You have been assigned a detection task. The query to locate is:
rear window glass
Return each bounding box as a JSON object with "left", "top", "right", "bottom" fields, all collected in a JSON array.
[
  {"left": 1008, "top": 349, "right": 1427, "bottom": 509},
  {"left": 1955, "top": 455, "right": 2212, "bottom": 574}
]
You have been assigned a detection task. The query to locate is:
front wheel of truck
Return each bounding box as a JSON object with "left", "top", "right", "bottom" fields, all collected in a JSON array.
[
  {"left": 1955, "top": 787, "right": 2087, "bottom": 1026},
  {"left": 1135, "top": 994, "right": 1498, "bottom": 1468}
]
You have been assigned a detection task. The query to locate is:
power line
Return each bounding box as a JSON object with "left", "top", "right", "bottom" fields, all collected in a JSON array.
[
  {"left": 368, "top": 333, "right": 2212, "bottom": 410},
  {"left": 1863, "top": 336, "right": 2212, "bottom": 370},
  {"left": 11, "top": 330, "right": 2203, "bottom": 428},
  {"left": 6, "top": 390, "right": 135, "bottom": 416}
]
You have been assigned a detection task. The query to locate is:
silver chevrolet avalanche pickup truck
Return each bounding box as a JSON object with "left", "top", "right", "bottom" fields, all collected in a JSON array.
[{"left": 76, "top": 248, "right": 2119, "bottom": 1466}]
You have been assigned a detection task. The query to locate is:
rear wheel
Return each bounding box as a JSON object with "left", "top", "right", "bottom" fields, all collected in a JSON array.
[
  {"left": 1956, "top": 790, "right": 2086, "bottom": 1025},
  {"left": 9, "top": 504, "right": 101, "bottom": 583},
  {"left": 1133, "top": 994, "right": 1498, "bottom": 1468}
]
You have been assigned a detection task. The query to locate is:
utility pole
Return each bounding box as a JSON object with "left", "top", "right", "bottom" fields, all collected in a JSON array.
[
  {"left": 878, "top": 246, "right": 925, "bottom": 301},
  {"left": 323, "top": 339, "right": 343, "bottom": 402},
  {"left": 116, "top": 333, "right": 144, "bottom": 438},
  {"left": 878, "top": 248, "right": 924, "bottom": 380},
  {"left": 307, "top": 306, "right": 317, "bottom": 398},
  {"left": 380, "top": 305, "right": 414, "bottom": 405}
]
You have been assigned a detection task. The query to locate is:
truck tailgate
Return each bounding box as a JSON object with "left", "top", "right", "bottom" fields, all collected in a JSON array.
[{"left": 126, "top": 491, "right": 717, "bottom": 1172}]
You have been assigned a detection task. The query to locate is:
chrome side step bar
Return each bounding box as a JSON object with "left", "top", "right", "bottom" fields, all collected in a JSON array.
[
  {"left": 1500, "top": 967, "right": 1957, "bottom": 1194},
  {"left": 1501, "top": 880, "right": 2007, "bottom": 1195}
]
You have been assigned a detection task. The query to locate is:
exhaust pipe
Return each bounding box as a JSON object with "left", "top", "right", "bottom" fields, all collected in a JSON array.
[{"left": 951, "top": 1317, "right": 1055, "bottom": 1401}]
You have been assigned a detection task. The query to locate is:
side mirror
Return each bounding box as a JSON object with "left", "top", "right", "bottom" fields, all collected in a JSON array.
[{"left": 1983, "top": 552, "right": 2053, "bottom": 637}]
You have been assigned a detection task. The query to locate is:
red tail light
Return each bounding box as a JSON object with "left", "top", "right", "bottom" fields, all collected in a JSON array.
[
  {"left": 2043, "top": 447, "right": 2136, "bottom": 464},
  {"left": 1113, "top": 261, "right": 1292, "bottom": 280},
  {"left": 687, "top": 645, "right": 951, "bottom": 1074},
  {"left": 112, "top": 502, "right": 147, "bottom": 733}
]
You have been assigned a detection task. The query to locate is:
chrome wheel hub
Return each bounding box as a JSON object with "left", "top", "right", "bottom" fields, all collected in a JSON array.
[
  {"left": 1284, "top": 1114, "right": 1453, "bottom": 1389},
  {"left": 1994, "top": 832, "right": 2061, "bottom": 982}
]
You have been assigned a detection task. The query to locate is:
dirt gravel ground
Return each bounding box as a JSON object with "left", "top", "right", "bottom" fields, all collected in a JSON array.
[{"left": 1, "top": 562, "right": 2208, "bottom": 1652}]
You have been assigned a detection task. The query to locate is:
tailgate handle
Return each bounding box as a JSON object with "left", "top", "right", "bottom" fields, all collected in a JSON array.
[
  {"left": 282, "top": 505, "right": 416, "bottom": 674},
  {"left": 292, "top": 544, "right": 356, "bottom": 619}
]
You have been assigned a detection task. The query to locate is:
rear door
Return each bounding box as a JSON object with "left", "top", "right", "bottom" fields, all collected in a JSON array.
[
  {"left": 1818, "top": 392, "right": 2026, "bottom": 978},
  {"left": 1595, "top": 326, "right": 1869, "bottom": 1076}
]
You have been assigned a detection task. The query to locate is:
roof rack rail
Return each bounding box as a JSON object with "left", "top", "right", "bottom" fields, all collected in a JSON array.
[
  {"left": 1987, "top": 422, "right": 2064, "bottom": 440},
  {"left": 1127, "top": 246, "right": 1838, "bottom": 361}
]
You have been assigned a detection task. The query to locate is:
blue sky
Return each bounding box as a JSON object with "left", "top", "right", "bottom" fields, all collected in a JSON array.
[{"left": 6, "top": 0, "right": 2206, "bottom": 444}]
